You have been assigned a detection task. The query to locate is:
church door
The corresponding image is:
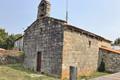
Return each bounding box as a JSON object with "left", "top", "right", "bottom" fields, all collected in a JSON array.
[{"left": 37, "top": 52, "right": 42, "bottom": 72}]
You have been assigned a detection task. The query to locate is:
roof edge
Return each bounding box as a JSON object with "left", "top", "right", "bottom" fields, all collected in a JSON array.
[
  {"left": 24, "top": 16, "right": 112, "bottom": 43},
  {"left": 64, "top": 24, "right": 112, "bottom": 43},
  {"left": 24, "top": 17, "right": 67, "bottom": 32},
  {"left": 100, "top": 46, "right": 120, "bottom": 54}
]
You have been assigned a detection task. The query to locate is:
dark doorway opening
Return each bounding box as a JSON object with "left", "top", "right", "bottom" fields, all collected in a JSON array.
[
  {"left": 98, "top": 58, "right": 105, "bottom": 72},
  {"left": 37, "top": 52, "right": 42, "bottom": 72}
]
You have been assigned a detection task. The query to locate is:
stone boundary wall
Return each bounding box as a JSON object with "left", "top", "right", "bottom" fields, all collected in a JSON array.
[
  {"left": 0, "top": 56, "right": 24, "bottom": 65},
  {"left": 0, "top": 50, "right": 24, "bottom": 65},
  {"left": 98, "top": 49, "right": 120, "bottom": 73}
]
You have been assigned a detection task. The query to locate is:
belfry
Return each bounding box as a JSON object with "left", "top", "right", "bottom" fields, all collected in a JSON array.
[{"left": 37, "top": 0, "right": 51, "bottom": 19}]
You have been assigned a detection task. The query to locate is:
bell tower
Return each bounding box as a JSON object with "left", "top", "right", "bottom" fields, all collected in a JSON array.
[{"left": 37, "top": 0, "right": 51, "bottom": 19}]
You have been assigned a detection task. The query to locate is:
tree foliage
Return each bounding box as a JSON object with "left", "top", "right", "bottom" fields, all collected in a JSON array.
[
  {"left": 6, "top": 34, "right": 22, "bottom": 49},
  {"left": 0, "top": 28, "right": 8, "bottom": 49},
  {"left": 114, "top": 38, "right": 120, "bottom": 45},
  {"left": 0, "top": 28, "right": 22, "bottom": 49}
]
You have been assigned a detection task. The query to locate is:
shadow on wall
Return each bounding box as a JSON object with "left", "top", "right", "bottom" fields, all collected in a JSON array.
[{"left": 98, "top": 58, "right": 105, "bottom": 72}]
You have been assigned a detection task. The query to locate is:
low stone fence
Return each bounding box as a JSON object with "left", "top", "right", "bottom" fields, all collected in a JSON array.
[
  {"left": 0, "top": 56, "right": 24, "bottom": 65},
  {"left": 0, "top": 50, "right": 24, "bottom": 65}
]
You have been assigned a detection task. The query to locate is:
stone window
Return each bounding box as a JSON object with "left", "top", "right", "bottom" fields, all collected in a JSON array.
[
  {"left": 89, "top": 40, "right": 91, "bottom": 47},
  {"left": 40, "top": 3, "right": 45, "bottom": 17},
  {"left": 40, "top": 28, "right": 43, "bottom": 33}
]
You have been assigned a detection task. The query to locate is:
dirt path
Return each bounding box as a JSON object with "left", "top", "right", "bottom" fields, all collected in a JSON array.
[{"left": 92, "top": 72, "right": 120, "bottom": 80}]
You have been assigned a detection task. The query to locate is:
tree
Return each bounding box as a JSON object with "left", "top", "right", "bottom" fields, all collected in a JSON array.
[
  {"left": 6, "top": 35, "right": 16, "bottom": 49},
  {"left": 0, "top": 28, "right": 22, "bottom": 49},
  {"left": 114, "top": 38, "right": 120, "bottom": 45},
  {"left": 6, "top": 34, "right": 22, "bottom": 49},
  {"left": 14, "top": 34, "right": 22, "bottom": 40},
  {"left": 0, "top": 28, "right": 8, "bottom": 49}
]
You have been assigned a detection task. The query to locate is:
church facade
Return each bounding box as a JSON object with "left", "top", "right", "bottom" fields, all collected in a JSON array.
[{"left": 23, "top": 0, "right": 120, "bottom": 79}]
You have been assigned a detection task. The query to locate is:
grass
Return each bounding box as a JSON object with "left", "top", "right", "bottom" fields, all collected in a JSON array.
[
  {"left": 89, "top": 71, "right": 110, "bottom": 79},
  {"left": 0, "top": 64, "right": 110, "bottom": 80},
  {"left": 0, "top": 64, "right": 59, "bottom": 80},
  {"left": 78, "top": 72, "right": 110, "bottom": 80}
]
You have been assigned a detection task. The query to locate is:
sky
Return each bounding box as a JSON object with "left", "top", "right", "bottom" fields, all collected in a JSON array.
[{"left": 0, "top": 0, "right": 120, "bottom": 41}]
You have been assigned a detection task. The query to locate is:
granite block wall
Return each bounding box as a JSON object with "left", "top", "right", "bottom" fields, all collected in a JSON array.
[
  {"left": 98, "top": 49, "right": 120, "bottom": 73},
  {"left": 61, "top": 26, "right": 100, "bottom": 79},
  {"left": 23, "top": 17, "right": 64, "bottom": 77}
]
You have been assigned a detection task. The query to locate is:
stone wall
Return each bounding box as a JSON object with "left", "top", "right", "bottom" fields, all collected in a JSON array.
[
  {"left": 62, "top": 26, "right": 100, "bottom": 79},
  {"left": 0, "top": 50, "right": 24, "bottom": 65},
  {"left": 98, "top": 49, "right": 120, "bottom": 73},
  {"left": 24, "top": 17, "right": 65, "bottom": 77},
  {"left": 98, "top": 40, "right": 111, "bottom": 48},
  {"left": 0, "top": 56, "right": 23, "bottom": 65}
]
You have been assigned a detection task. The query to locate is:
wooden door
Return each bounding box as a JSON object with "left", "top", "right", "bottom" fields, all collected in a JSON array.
[{"left": 37, "top": 52, "right": 42, "bottom": 72}]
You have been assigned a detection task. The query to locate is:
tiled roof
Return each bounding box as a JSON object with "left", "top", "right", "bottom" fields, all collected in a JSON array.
[
  {"left": 0, "top": 48, "right": 6, "bottom": 56},
  {"left": 100, "top": 46, "right": 120, "bottom": 54},
  {"left": 0, "top": 48, "right": 5, "bottom": 51}
]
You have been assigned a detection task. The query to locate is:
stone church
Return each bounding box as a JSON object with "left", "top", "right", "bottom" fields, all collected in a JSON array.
[{"left": 23, "top": 0, "right": 120, "bottom": 79}]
